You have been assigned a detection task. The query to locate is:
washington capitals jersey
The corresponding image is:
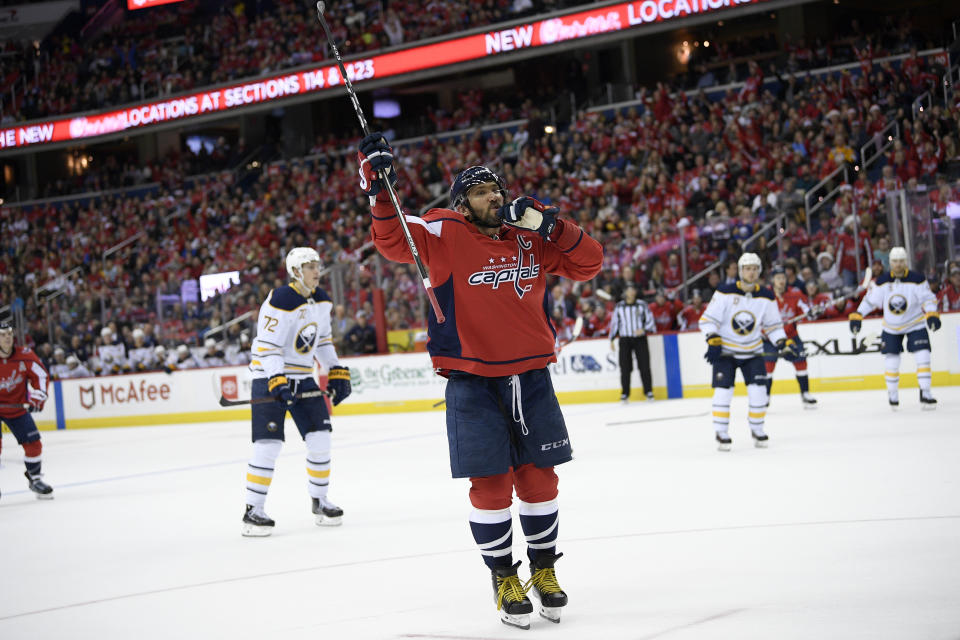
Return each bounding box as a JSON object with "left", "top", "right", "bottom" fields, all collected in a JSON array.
[
  {"left": 699, "top": 281, "right": 787, "bottom": 358},
  {"left": 775, "top": 287, "right": 810, "bottom": 338},
  {"left": 856, "top": 270, "right": 937, "bottom": 335},
  {"left": 250, "top": 284, "right": 340, "bottom": 380},
  {"left": 0, "top": 346, "right": 48, "bottom": 419},
  {"left": 371, "top": 200, "right": 603, "bottom": 376}
]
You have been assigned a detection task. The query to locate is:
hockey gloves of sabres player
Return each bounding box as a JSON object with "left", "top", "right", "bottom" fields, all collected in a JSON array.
[
  {"left": 27, "top": 387, "right": 46, "bottom": 413},
  {"left": 704, "top": 334, "right": 723, "bottom": 365},
  {"left": 327, "top": 366, "right": 352, "bottom": 406},
  {"left": 357, "top": 132, "right": 397, "bottom": 199},
  {"left": 267, "top": 374, "right": 296, "bottom": 407},
  {"left": 926, "top": 312, "right": 941, "bottom": 332},
  {"left": 848, "top": 312, "right": 863, "bottom": 335},
  {"left": 498, "top": 196, "right": 558, "bottom": 239},
  {"left": 777, "top": 337, "right": 802, "bottom": 358}
]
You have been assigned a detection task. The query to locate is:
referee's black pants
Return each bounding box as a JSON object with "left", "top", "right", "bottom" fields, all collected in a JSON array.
[{"left": 619, "top": 336, "right": 652, "bottom": 397}]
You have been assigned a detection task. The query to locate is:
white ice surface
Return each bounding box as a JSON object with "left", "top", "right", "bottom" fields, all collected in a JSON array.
[{"left": 1, "top": 388, "right": 958, "bottom": 640}]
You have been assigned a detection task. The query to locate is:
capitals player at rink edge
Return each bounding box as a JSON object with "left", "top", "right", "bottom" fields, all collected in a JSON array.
[
  {"left": 699, "top": 254, "right": 800, "bottom": 451},
  {"left": 241, "top": 247, "right": 352, "bottom": 536},
  {"left": 848, "top": 246, "right": 940, "bottom": 409},
  {"left": 359, "top": 132, "right": 603, "bottom": 629},
  {"left": 763, "top": 264, "right": 817, "bottom": 408},
  {"left": 0, "top": 322, "right": 54, "bottom": 499}
]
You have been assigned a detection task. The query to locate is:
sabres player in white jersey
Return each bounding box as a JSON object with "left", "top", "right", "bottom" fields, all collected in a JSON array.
[
  {"left": 241, "top": 247, "right": 353, "bottom": 536},
  {"left": 848, "top": 247, "right": 940, "bottom": 409},
  {"left": 699, "top": 253, "right": 799, "bottom": 450}
]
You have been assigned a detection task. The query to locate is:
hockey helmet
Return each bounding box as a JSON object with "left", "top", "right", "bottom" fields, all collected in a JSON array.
[
  {"left": 285, "top": 247, "right": 322, "bottom": 289},
  {"left": 889, "top": 246, "right": 908, "bottom": 265},
  {"left": 449, "top": 166, "right": 506, "bottom": 210},
  {"left": 0, "top": 320, "right": 13, "bottom": 336},
  {"left": 737, "top": 252, "right": 762, "bottom": 278},
  {"left": 769, "top": 263, "right": 786, "bottom": 276}
]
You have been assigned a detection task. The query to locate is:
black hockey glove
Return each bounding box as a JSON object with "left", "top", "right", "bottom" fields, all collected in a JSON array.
[
  {"left": 357, "top": 132, "right": 397, "bottom": 199},
  {"left": 704, "top": 334, "right": 723, "bottom": 365},
  {"left": 777, "top": 337, "right": 801, "bottom": 359},
  {"left": 926, "top": 313, "right": 941, "bottom": 332},
  {"left": 267, "top": 374, "right": 295, "bottom": 407},
  {"left": 848, "top": 312, "right": 862, "bottom": 335},
  {"left": 497, "top": 196, "right": 558, "bottom": 239},
  {"left": 327, "top": 366, "right": 351, "bottom": 406}
]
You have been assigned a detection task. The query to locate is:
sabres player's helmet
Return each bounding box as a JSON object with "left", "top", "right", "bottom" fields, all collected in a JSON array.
[
  {"left": 889, "top": 246, "right": 908, "bottom": 267},
  {"left": 449, "top": 166, "right": 507, "bottom": 209},
  {"left": 738, "top": 252, "right": 763, "bottom": 278},
  {"left": 285, "top": 247, "right": 322, "bottom": 290}
]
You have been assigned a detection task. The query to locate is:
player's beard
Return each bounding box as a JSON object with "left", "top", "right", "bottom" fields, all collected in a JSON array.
[{"left": 465, "top": 202, "right": 502, "bottom": 229}]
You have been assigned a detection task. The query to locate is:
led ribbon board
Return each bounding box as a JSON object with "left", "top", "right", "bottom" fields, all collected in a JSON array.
[{"left": 1, "top": 0, "right": 768, "bottom": 152}]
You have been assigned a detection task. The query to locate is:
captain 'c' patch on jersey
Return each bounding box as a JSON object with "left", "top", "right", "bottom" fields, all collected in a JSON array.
[
  {"left": 295, "top": 323, "right": 319, "bottom": 354},
  {"left": 887, "top": 294, "right": 908, "bottom": 315},
  {"left": 731, "top": 310, "right": 756, "bottom": 335}
]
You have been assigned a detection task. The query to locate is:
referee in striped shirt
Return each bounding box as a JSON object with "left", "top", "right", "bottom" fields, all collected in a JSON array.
[{"left": 609, "top": 284, "right": 656, "bottom": 402}]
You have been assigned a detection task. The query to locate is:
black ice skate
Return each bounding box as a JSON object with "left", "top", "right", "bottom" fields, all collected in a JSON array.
[
  {"left": 889, "top": 395, "right": 899, "bottom": 411},
  {"left": 920, "top": 390, "right": 937, "bottom": 411},
  {"left": 491, "top": 561, "right": 533, "bottom": 629},
  {"left": 645, "top": 391, "right": 654, "bottom": 401},
  {"left": 801, "top": 392, "right": 818, "bottom": 409},
  {"left": 751, "top": 430, "right": 769, "bottom": 448},
  {"left": 24, "top": 472, "right": 53, "bottom": 499},
  {"left": 241, "top": 504, "right": 275, "bottom": 537},
  {"left": 311, "top": 497, "right": 343, "bottom": 526},
  {"left": 525, "top": 552, "right": 568, "bottom": 623},
  {"left": 715, "top": 432, "right": 732, "bottom": 452}
]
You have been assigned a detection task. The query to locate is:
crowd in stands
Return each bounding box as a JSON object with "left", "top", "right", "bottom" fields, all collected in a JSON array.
[
  {"left": 4, "top": 13, "right": 960, "bottom": 378},
  {"left": 0, "top": 0, "right": 578, "bottom": 124}
]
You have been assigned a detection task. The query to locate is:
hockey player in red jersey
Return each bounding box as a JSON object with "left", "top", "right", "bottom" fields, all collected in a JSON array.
[
  {"left": 0, "top": 322, "right": 54, "bottom": 499},
  {"left": 938, "top": 264, "right": 960, "bottom": 312},
  {"left": 764, "top": 266, "right": 817, "bottom": 408},
  {"left": 359, "top": 133, "right": 602, "bottom": 629}
]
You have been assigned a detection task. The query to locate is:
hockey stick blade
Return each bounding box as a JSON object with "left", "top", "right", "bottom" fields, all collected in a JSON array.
[
  {"left": 316, "top": 2, "right": 325, "bottom": 16},
  {"left": 219, "top": 389, "right": 330, "bottom": 407}
]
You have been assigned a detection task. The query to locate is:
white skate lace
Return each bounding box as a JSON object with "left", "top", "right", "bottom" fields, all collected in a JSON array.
[{"left": 509, "top": 375, "right": 529, "bottom": 436}]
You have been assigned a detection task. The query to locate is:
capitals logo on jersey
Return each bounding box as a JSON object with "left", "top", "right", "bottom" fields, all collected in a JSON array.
[
  {"left": 887, "top": 294, "right": 908, "bottom": 315},
  {"left": 731, "top": 310, "right": 756, "bottom": 336},
  {"left": 295, "top": 323, "right": 319, "bottom": 354},
  {"left": 467, "top": 235, "right": 540, "bottom": 299}
]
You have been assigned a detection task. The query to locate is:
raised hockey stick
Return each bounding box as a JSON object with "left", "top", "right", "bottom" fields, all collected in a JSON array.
[
  {"left": 556, "top": 316, "right": 584, "bottom": 350},
  {"left": 315, "top": 2, "right": 445, "bottom": 324},
  {"left": 218, "top": 389, "right": 331, "bottom": 407},
  {"left": 787, "top": 268, "right": 872, "bottom": 324}
]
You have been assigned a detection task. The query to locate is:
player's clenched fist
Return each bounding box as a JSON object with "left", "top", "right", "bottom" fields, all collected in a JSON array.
[
  {"left": 497, "top": 196, "right": 558, "bottom": 239},
  {"left": 327, "top": 366, "right": 352, "bottom": 406},
  {"left": 357, "top": 132, "right": 397, "bottom": 198}
]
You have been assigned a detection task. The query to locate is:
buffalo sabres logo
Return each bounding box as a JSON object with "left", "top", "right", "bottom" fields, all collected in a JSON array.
[
  {"left": 888, "top": 294, "right": 908, "bottom": 315},
  {"left": 731, "top": 310, "right": 756, "bottom": 336},
  {"left": 295, "top": 323, "right": 319, "bottom": 354}
]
